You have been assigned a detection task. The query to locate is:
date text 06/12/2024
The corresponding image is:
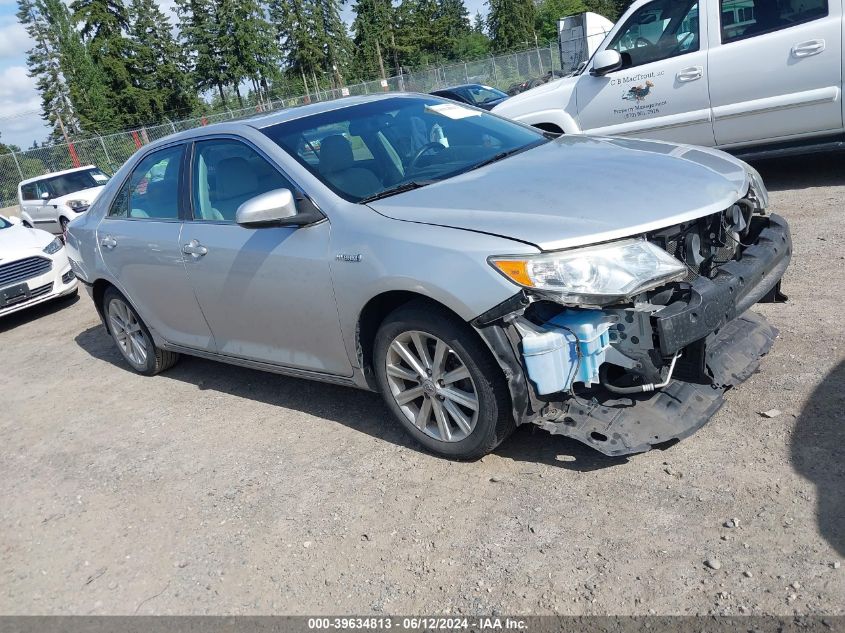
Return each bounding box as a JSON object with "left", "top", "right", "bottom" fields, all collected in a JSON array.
[{"left": 307, "top": 617, "right": 529, "bottom": 630}]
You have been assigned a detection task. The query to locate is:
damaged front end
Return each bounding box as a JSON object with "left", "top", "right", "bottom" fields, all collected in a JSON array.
[{"left": 474, "top": 193, "right": 791, "bottom": 457}]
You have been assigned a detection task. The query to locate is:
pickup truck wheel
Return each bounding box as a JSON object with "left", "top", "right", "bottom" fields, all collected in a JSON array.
[
  {"left": 374, "top": 302, "right": 514, "bottom": 459},
  {"left": 103, "top": 287, "right": 179, "bottom": 376}
]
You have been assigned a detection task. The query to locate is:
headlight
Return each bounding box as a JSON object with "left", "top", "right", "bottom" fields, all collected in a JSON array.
[
  {"left": 490, "top": 239, "right": 687, "bottom": 305},
  {"left": 746, "top": 167, "right": 769, "bottom": 210},
  {"left": 67, "top": 199, "right": 89, "bottom": 212},
  {"left": 43, "top": 237, "right": 63, "bottom": 255}
]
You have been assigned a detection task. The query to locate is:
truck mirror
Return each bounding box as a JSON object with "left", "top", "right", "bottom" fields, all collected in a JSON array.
[{"left": 590, "top": 50, "right": 623, "bottom": 76}]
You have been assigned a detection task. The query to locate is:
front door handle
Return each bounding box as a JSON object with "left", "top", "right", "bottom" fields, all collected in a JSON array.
[
  {"left": 182, "top": 239, "right": 208, "bottom": 257},
  {"left": 792, "top": 39, "right": 825, "bottom": 58},
  {"left": 100, "top": 236, "right": 117, "bottom": 249},
  {"left": 676, "top": 66, "right": 703, "bottom": 82}
]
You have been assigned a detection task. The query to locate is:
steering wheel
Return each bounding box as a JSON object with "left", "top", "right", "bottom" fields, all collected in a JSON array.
[
  {"left": 635, "top": 36, "right": 653, "bottom": 48},
  {"left": 409, "top": 142, "right": 446, "bottom": 170},
  {"left": 675, "top": 31, "right": 695, "bottom": 52}
]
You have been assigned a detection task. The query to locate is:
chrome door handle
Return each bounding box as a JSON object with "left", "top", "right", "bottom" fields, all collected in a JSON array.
[
  {"left": 676, "top": 66, "right": 703, "bottom": 82},
  {"left": 182, "top": 239, "right": 208, "bottom": 257},
  {"left": 792, "top": 39, "right": 825, "bottom": 57},
  {"left": 100, "top": 236, "right": 117, "bottom": 249}
]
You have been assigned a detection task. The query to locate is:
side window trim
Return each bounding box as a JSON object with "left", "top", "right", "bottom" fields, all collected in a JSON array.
[
  {"left": 105, "top": 141, "right": 186, "bottom": 222},
  {"left": 185, "top": 134, "right": 312, "bottom": 224}
]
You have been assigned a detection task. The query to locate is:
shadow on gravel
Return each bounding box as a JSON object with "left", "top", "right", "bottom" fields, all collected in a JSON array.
[
  {"left": 749, "top": 152, "right": 845, "bottom": 192},
  {"left": 790, "top": 359, "right": 845, "bottom": 557},
  {"left": 0, "top": 291, "right": 79, "bottom": 334},
  {"left": 74, "top": 323, "right": 625, "bottom": 471}
]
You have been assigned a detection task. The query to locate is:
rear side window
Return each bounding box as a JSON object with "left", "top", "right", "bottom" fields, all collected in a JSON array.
[
  {"left": 109, "top": 145, "right": 184, "bottom": 219},
  {"left": 720, "top": 0, "right": 829, "bottom": 44},
  {"left": 20, "top": 183, "right": 37, "bottom": 200}
]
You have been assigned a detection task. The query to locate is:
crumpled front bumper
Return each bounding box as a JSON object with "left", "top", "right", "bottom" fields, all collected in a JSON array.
[
  {"left": 474, "top": 213, "right": 791, "bottom": 457},
  {"left": 538, "top": 311, "right": 778, "bottom": 456}
]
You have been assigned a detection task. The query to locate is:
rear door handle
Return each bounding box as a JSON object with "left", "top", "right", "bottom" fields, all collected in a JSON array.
[
  {"left": 792, "top": 39, "right": 825, "bottom": 57},
  {"left": 182, "top": 239, "right": 208, "bottom": 257},
  {"left": 676, "top": 66, "right": 703, "bottom": 82},
  {"left": 100, "top": 236, "right": 117, "bottom": 249}
]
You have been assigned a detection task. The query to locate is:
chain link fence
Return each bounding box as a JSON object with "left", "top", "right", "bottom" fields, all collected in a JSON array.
[{"left": 0, "top": 40, "right": 591, "bottom": 208}]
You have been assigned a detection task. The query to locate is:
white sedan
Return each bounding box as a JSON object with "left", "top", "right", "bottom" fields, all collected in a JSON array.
[{"left": 0, "top": 215, "right": 77, "bottom": 318}]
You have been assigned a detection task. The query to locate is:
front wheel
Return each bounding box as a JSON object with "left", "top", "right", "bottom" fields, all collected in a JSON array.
[
  {"left": 373, "top": 301, "right": 514, "bottom": 459},
  {"left": 59, "top": 217, "right": 69, "bottom": 235},
  {"left": 103, "top": 287, "right": 179, "bottom": 376}
]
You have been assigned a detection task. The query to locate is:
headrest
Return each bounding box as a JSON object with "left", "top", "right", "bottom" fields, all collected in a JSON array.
[
  {"left": 318, "top": 135, "right": 354, "bottom": 174},
  {"left": 216, "top": 157, "right": 258, "bottom": 200}
]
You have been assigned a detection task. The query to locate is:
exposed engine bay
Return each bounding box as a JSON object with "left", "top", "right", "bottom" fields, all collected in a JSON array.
[{"left": 473, "top": 197, "right": 792, "bottom": 457}]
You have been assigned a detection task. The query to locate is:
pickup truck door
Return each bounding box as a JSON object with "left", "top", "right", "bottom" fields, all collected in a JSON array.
[
  {"left": 575, "top": 0, "right": 715, "bottom": 146},
  {"left": 707, "top": 0, "right": 843, "bottom": 147}
]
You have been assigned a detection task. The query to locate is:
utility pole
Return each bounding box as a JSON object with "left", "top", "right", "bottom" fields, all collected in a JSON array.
[{"left": 54, "top": 109, "right": 80, "bottom": 168}]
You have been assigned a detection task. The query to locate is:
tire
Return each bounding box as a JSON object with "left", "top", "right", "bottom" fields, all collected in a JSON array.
[
  {"left": 102, "top": 287, "right": 179, "bottom": 376},
  {"left": 373, "top": 300, "right": 514, "bottom": 459},
  {"left": 60, "top": 217, "right": 69, "bottom": 234}
]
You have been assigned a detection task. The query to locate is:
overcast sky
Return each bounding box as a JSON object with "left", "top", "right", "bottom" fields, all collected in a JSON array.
[{"left": 0, "top": 0, "right": 490, "bottom": 150}]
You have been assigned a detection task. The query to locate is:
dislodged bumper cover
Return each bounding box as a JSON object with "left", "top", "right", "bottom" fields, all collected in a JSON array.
[{"left": 538, "top": 311, "right": 778, "bottom": 457}]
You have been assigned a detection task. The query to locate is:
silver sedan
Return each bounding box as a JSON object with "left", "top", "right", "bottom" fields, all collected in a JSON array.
[{"left": 66, "top": 94, "right": 791, "bottom": 459}]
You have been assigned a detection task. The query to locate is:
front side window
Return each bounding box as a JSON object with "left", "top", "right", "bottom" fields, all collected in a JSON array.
[
  {"left": 720, "top": 0, "right": 828, "bottom": 44},
  {"left": 191, "top": 139, "right": 295, "bottom": 222},
  {"left": 109, "top": 145, "right": 183, "bottom": 219},
  {"left": 607, "top": 0, "right": 700, "bottom": 69},
  {"left": 262, "top": 96, "right": 547, "bottom": 202}
]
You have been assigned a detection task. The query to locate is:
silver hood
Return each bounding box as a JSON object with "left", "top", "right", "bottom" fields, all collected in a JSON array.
[{"left": 368, "top": 136, "right": 751, "bottom": 251}]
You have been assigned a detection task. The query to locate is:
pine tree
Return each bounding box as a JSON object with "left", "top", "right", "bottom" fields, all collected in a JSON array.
[
  {"left": 17, "top": 0, "right": 78, "bottom": 140},
  {"left": 176, "top": 0, "right": 231, "bottom": 104},
  {"left": 472, "top": 11, "right": 486, "bottom": 34},
  {"left": 487, "top": 0, "right": 537, "bottom": 53},
  {"left": 314, "top": 0, "right": 353, "bottom": 87},
  {"left": 129, "top": 0, "right": 198, "bottom": 120},
  {"left": 268, "top": 0, "right": 323, "bottom": 95},
  {"left": 19, "top": 0, "right": 118, "bottom": 136},
  {"left": 351, "top": 0, "right": 395, "bottom": 80}
]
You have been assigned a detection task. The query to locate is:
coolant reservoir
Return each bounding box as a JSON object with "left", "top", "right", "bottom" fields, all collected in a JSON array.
[{"left": 521, "top": 310, "right": 614, "bottom": 395}]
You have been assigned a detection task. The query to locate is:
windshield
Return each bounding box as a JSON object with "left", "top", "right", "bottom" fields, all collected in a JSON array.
[
  {"left": 464, "top": 85, "right": 508, "bottom": 105},
  {"left": 29, "top": 168, "right": 110, "bottom": 199},
  {"left": 261, "top": 96, "right": 547, "bottom": 202}
]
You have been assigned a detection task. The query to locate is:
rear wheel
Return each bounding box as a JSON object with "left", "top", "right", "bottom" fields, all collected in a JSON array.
[
  {"left": 59, "top": 217, "right": 69, "bottom": 235},
  {"left": 103, "top": 287, "right": 179, "bottom": 376},
  {"left": 374, "top": 301, "right": 514, "bottom": 459}
]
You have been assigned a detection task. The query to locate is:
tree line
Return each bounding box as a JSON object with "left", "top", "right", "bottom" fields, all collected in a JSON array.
[{"left": 16, "top": 0, "right": 632, "bottom": 143}]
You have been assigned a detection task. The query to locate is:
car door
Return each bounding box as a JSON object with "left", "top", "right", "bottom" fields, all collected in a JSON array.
[
  {"left": 576, "top": 0, "right": 715, "bottom": 146},
  {"left": 180, "top": 136, "right": 352, "bottom": 376},
  {"left": 97, "top": 143, "right": 215, "bottom": 351},
  {"left": 708, "top": 0, "right": 842, "bottom": 147}
]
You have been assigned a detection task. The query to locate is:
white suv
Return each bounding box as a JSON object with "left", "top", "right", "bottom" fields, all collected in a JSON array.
[
  {"left": 18, "top": 166, "right": 110, "bottom": 235},
  {"left": 494, "top": 0, "right": 843, "bottom": 158}
]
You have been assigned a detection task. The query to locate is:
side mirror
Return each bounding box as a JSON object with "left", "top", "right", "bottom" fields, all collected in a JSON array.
[
  {"left": 40, "top": 191, "right": 50, "bottom": 202},
  {"left": 235, "top": 188, "right": 323, "bottom": 227},
  {"left": 590, "top": 49, "right": 623, "bottom": 76}
]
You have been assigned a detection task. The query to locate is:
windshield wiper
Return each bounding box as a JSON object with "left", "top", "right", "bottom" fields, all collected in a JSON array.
[
  {"left": 360, "top": 180, "right": 437, "bottom": 203},
  {"left": 464, "top": 140, "right": 547, "bottom": 173}
]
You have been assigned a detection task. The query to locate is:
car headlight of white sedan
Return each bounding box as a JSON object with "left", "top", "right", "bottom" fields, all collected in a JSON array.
[
  {"left": 42, "top": 237, "right": 64, "bottom": 255},
  {"left": 490, "top": 239, "right": 687, "bottom": 306}
]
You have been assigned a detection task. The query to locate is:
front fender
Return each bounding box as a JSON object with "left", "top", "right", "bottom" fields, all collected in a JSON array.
[
  {"left": 494, "top": 78, "right": 582, "bottom": 134},
  {"left": 18, "top": 209, "right": 34, "bottom": 227}
]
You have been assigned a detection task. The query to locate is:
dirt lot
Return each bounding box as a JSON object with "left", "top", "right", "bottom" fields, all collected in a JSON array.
[{"left": 1, "top": 155, "right": 843, "bottom": 616}]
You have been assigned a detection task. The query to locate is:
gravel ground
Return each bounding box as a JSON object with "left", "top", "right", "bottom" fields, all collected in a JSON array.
[{"left": 1, "top": 155, "right": 843, "bottom": 616}]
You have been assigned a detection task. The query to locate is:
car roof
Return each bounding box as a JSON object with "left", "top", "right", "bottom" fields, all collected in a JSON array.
[{"left": 19, "top": 165, "right": 99, "bottom": 186}]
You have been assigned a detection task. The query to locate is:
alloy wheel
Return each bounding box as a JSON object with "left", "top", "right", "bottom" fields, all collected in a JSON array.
[
  {"left": 108, "top": 298, "right": 149, "bottom": 368},
  {"left": 385, "top": 330, "right": 479, "bottom": 442}
]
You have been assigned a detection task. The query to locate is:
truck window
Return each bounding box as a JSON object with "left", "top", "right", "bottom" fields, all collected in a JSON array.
[
  {"left": 607, "top": 0, "right": 700, "bottom": 70},
  {"left": 720, "top": 0, "right": 828, "bottom": 44}
]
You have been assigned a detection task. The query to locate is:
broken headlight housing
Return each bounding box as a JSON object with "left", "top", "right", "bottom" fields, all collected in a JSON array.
[
  {"left": 746, "top": 166, "right": 769, "bottom": 211},
  {"left": 490, "top": 239, "right": 686, "bottom": 306}
]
